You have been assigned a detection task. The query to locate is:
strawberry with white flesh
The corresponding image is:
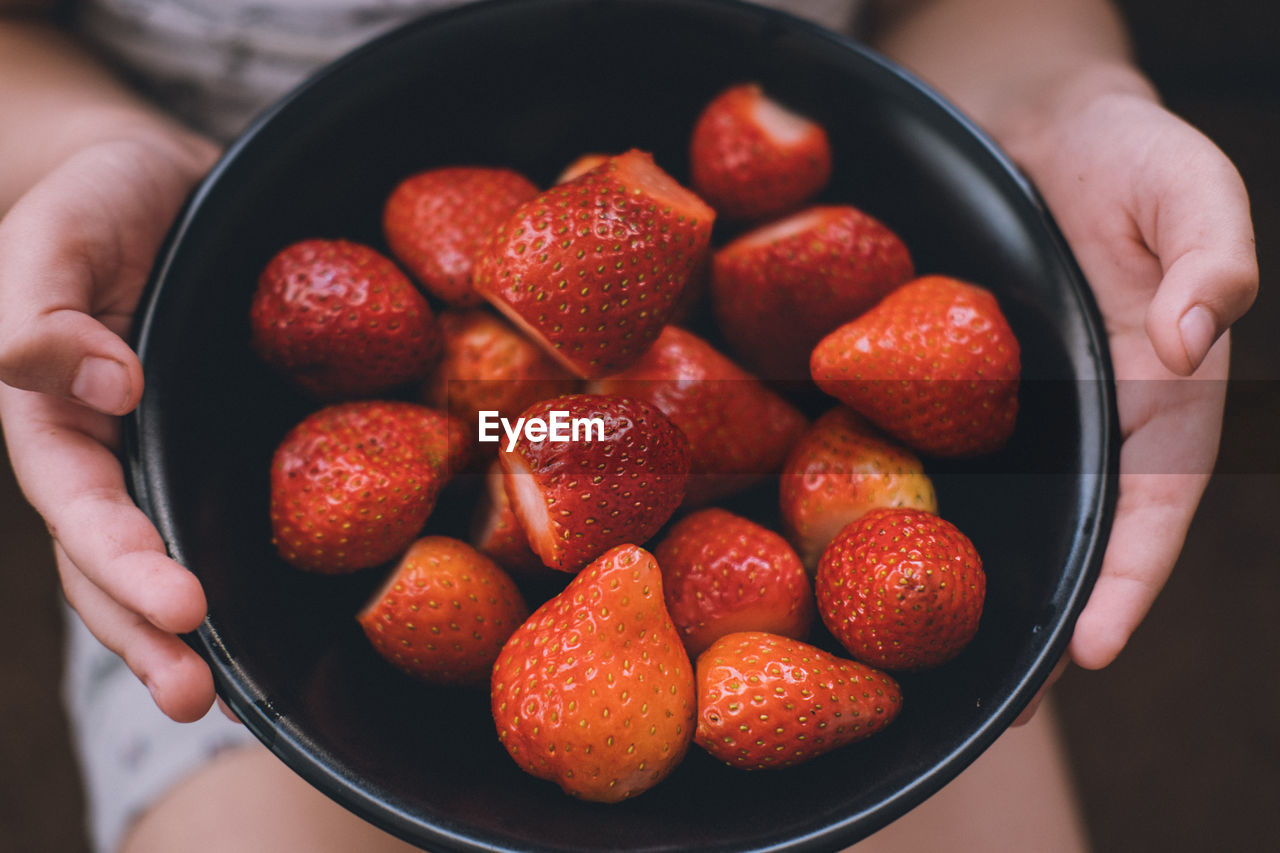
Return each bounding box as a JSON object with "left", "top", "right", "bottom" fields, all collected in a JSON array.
[
  {"left": 422, "top": 309, "right": 579, "bottom": 434},
  {"left": 499, "top": 393, "right": 690, "bottom": 573},
  {"left": 780, "top": 407, "right": 937, "bottom": 571},
  {"left": 474, "top": 150, "right": 714, "bottom": 378},
  {"left": 590, "top": 325, "right": 806, "bottom": 506},
  {"left": 383, "top": 166, "right": 539, "bottom": 306},
  {"left": 269, "top": 401, "right": 466, "bottom": 573},
  {"left": 250, "top": 239, "right": 441, "bottom": 399},
  {"left": 652, "top": 508, "right": 814, "bottom": 657},
  {"left": 810, "top": 275, "right": 1021, "bottom": 457},
  {"left": 689, "top": 82, "right": 832, "bottom": 221},
  {"left": 357, "top": 536, "right": 529, "bottom": 686},
  {"left": 694, "top": 632, "right": 901, "bottom": 770},
  {"left": 470, "top": 459, "right": 552, "bottom": 578},
  {"left": 555, "top": 153, "right": 610, "bottom": 184},
  {"left": 712, "top": 205, "right": 915, "bottom": 379},
  {"left": 491, "top": 544, "right": 695, "bottom": 802}
]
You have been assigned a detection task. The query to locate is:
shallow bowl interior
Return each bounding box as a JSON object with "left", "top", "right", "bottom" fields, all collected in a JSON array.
[{"left": 127, "top": 0, "right": 1116, "bottom": 850}]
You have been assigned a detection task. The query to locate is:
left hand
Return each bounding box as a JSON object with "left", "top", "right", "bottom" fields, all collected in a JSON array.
[{"left": 1000, "top": 68, "right": 1257, "bottom": 721}]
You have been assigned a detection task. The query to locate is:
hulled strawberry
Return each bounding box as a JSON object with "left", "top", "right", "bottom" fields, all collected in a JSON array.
[
  {"left": 422, "top": 310, "right": 579, "bottom": 438},
  {"left": 250, "top": 239, "right": 441, "bottom": 398},
  {"left": 652, "top": 509, "right": 813, "bottom": 657},
  {"left": 499, "top": 394, "right": 690, "bottom": 572},
  {"left": 815, "top": 507, "right": 985, "bottom": 671},
  {"left": 712, "top": 205, "right": 914, "bottom": 378},
  {"left": 269, "top": 401, "right": 465, "bottom": 573},
  {"left": 357, "top": 536, "right": 528, "bottom": 685},
  {"left": 810, "top": 275, "right": 1020, "bottom": 456},
  {"left": 491, "top": 544, "right": 696, "bottom": 802},
  {"left": 474, "top": 150, "right": 714, "bottom": 378},
  {"left": 689, "top": 83, "right": 832, "bottom": 221},
  {"left": 780, "top": 407, "right": 937, "bottom": 571},
  {"left": 470, "top": 459, "right": 552, "bottom": 578},
  {"left": 383, "top": 166, "right": 539, "bottom": 306},
  {"left": 694, "top": 632, "right": 901, "bottom": 770},
  {"left": 589, "top": 326, "right": 806, "bottom": 506}
]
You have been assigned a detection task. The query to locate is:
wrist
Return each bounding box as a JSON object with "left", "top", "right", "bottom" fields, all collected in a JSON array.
[{"left": 985, "top": 61, "right": 1158, "bottom": 175}]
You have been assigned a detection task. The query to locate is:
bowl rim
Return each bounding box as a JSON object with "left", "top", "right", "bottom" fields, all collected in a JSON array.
[{"left": 125, "top": 0, "right": 1119, "bottom": 849}]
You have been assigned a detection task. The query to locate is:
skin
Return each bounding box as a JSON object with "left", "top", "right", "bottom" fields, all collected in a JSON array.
[{"left": 0, "top": 0, "right": 1258, "bottom": 848}]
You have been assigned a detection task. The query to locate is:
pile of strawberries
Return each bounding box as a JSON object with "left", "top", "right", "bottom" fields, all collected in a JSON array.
[{"left": 251, "top": 83, "right": 1020, "bottom": 802}]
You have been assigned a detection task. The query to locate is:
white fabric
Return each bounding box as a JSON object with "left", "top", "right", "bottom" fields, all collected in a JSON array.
[{"left": 75, "top": 0, "right": 859, "bottom": 141}]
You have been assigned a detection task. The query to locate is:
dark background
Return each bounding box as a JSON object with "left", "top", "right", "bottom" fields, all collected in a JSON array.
[{"left": 1, "top": 1, "right": 1277, "bottom": 850}]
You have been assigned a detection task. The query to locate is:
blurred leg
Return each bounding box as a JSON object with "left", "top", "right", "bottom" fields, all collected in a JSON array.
[
  {"left": 853, "top": 699, "right": 1090, "bottom": 852},
  {"left": 119, "top": 743, "right": 419, "bottom": 853}
]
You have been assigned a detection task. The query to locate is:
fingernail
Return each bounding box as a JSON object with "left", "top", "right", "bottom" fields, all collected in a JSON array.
[
  {"left": 1178, "top": 305, "right": 1217, "bottom": 371},
  {"left": 71, "top": 356, "right": 130, "bottom": 413}
]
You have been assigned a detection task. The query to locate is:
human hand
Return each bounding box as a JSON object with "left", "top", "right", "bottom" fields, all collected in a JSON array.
[
  {"left": 1000, "top": 67, "right": 1257, "bottom": 720},
  {"left": 0, "top": 131, "right": 221, "bottom": 722}
]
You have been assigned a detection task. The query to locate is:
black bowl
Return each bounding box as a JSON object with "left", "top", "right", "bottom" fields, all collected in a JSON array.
[{"left": 126, "top": 0, "right": 1117, "bottom": 850}]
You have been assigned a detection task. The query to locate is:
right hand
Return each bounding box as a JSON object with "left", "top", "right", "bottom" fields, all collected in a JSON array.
[{"left": 0, "top": 131, "right": 221, "bottom": 722}]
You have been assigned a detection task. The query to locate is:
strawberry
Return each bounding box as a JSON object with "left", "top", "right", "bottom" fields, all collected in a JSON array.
[
  {"left": 356, "top": 536, "right": 528, "bottom": 685},
  {"left": 780, "top": 407, "right": 937, "bottom": 571},
  {"left": 383, "top": 166, "right": 539, "bottom": 306},
  {"left": 470, "top": 459, "right": 553, "bottom": 578},
  {"left": 474, "top": 149, "right": 714, "bottom": 378},
  {"left": 589, "top": 326, "right": 806, "bottom": 505},
  {"left": 689, "top": 83, "right": 832, "bottom": 221},
  {"left": 491, "top": 544, "right": 695, "bottom": 802},
  {"left": 422, "top": 310, "right": 579, "bottom": 439},
  {"left": 711, "top": 205, "right": 914, "bottom": 379},
  {"left": 694, "top": 632, "right": 901, "bottom": 770},
  {"left": 555, "top": 153, "right": 611, "bottom": 184},
  {"left": 815, "top": 507, "right": 985, "bottom": 671},
  {"left": 499, "top": 394, "right": 690, "bottom": 573},
  {"left": 652, "top": 509, "right": 813, "bottom": 657},
  {"left": 250, "top": 239, "right": 441, "bottom": 398},
  {"left": 269, "top": 401, "right": 466, "bottom": 573},
  {"left": 810, "top": 275, "right": 1020, "bottom": 456}
]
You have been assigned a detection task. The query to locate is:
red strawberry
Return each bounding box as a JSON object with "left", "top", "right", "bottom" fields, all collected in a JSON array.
[
  {"left": 250, "top": 239, "right": 441, "bottom": 398},
  {"left": 555, "top": 153, "right": 611, "bottom": 184},
  {"left": 356, "top": 536, "right": 529, "bottom": 685},
  {"left": 652, "top": 509, "right": 813, "bottom": 657},
  {"left": 694, "top": 632, "right": 901, "bottom": 770},
  {"left": 780, "top": 407, "right": 937, "bottom": 571},
  {"left": 499, "top": 394, "right": 690, "bottom": 572},
  {"left": 491, "top": 544, "right": 695, "bottom": 802},
  {"left": 474, "top": 149, "right": 714, "bottom": 378},
  {"left": 590, "top": 326, "right": 806, "bottom": 505},
  {"left": 383, "top": 167, "right": 539, "bottom": 306},
  {"left": 815, "top": 507, "right": 985, "bottom": 671},
  {"left": 269, "top": 401, "right": 466, "bottom": 573},
  {"left": 810, "top": 275, "right": 1021, "bottom": 456},
  {"left": 422, "top": 310, "right": 579, "bottom": 440},
  {"left": 470, "top": 459, "right": 553, "bottom": 578},
  {"left": 712, "top": 205, "right": 914, "bottom": 378},
  {"left": 689, "top": 83, "right": 832, "bottom": 221}
]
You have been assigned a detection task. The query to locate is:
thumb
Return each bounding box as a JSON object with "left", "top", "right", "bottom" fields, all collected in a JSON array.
[
  {"left": 0, "top": 138, "right": 210, "bottom": 414},
  {"left": 1141, "top": 145, "right": 1257, "bottom": 376}
]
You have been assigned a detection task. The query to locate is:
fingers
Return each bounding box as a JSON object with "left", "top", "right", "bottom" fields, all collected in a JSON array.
[
  {"left": 58, "top": 544, "right": 215, "bottom": 722},
  {"left": 1069, "top": 475, "right": 1204, "bottom": 669},
  {"left": 1068, "top": 362, "right": 1224, "bottom": 669},
  {"left": 2, "top": 386, "right": 207, "bottom": 635},
  {"left": 1140, "top": 141, "right": 1258, "bottom": 376}
]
